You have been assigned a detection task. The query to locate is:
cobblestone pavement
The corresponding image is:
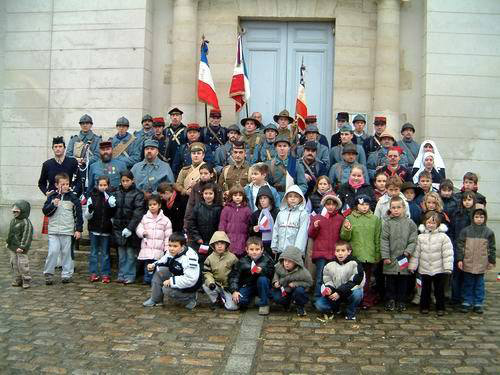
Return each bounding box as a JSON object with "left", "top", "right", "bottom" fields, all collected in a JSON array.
[{"left": 1, "top": 241, "right": 499, "bottom": 375}]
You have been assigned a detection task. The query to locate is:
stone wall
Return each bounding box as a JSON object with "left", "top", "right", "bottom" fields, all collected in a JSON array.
[{"left": 422, "top": 0, "right": 500, "bottom": 233}]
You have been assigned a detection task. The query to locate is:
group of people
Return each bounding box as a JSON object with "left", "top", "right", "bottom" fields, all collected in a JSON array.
[{"left": 6, "top": 107, "right": 496, "bottom": 320}]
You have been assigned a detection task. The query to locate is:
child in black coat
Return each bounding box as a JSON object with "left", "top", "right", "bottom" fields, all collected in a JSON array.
[
  {"left": 157, "top": 182, "right": 187, "bottom": 233},
  {"left": 248, "top": 185, "right": 279, "bottom": 257}
]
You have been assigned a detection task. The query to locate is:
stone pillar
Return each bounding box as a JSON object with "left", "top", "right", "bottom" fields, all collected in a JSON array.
[
  {"left": 373, "top": 0, "right": 400, "bottom": 134},
  {"left": 169, "top": 0, "right": 198, "bottom": 121}
]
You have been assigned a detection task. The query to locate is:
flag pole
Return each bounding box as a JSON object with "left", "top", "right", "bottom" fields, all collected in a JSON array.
[
  {"left": 205, "top": 103, "right": 208, "bottom": 127},
  {"left": 240, "top": 29, "right": 249, "bottom": 118}
]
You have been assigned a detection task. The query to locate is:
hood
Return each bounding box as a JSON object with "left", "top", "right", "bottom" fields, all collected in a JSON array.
[
  {"left": 334, "top": 254, "right": 356, "bottom": 265},
  {"left": 256, "top": 185, "right": 276, "bottom": 208},
  {"left": 418, "top": 223, "right": 448, "bottom": 234},
  {"left": 471, "top": 207, "right": 487, "bottom": 224},
  {"left": 280, "top": 184, "right": 306, "bottom": 210},
  {"left": 12, "top": 200, "right": 31, "bottom": 219},
  {"left": 209, "top": 231, "right": 231, "bottom": 246},
  {"left": 320, "top": 193, "right": 342, "bottom": 208},
  {"left": 279, "top": 246, "right": 305, "bottom": 268}
]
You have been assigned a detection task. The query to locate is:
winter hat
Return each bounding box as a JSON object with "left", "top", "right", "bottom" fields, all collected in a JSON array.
[
  {"left": 321, "top": 193, "right": 342, "bottom": 208},
  {"left": 352, "top": 114, "right": 366, "bottom": 124},
  {"left": 355, "top": 194, "right": 372, "bottom": 206}
]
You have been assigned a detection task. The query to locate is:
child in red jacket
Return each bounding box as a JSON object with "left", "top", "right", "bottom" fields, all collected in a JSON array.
[{"left": 308, "top": 193, "right": 345, "bottom": 300}]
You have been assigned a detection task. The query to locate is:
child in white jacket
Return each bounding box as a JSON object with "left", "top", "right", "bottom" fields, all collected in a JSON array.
[{"left": 409, "top": 211, "right": 453, "bottom": 316}]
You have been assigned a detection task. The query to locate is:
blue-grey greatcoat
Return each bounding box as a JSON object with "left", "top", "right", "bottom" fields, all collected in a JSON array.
[
  {"left": 296, "top": 142, "right": 331, "bottom": 170},
  {"left": 265, "top": 156, "right": 308, "bottom": 201},
  {"left": 87, "top": 158, "right": 128, "bottom": 194},
  {"left": 396, "top": 139, "right": 420, "bottom": 167},
  {"left": 131, "top": 158, "right": 175, "bottom": 192},
  {"left": 67, "top": 130, "right": 102, "bottom": 165},
  {"left": 214, "top": 142, "right": 253, "bottom": 174},
  {"left": 110, "top": 133, "right": 140, "bottom": 168},
  {"left": 329, "top": 144, "right": 367, "bottom": 167}
]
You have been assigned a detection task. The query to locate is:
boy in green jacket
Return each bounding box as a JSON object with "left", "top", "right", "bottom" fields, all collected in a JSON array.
[
  {"left": 341, "top": 194, "right": 381, "bottom": 309},
  {"left": 7, "top": 200, "right": 34, "bottom": 289}
]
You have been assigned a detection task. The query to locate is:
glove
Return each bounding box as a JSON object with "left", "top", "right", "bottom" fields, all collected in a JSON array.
[
  {"left": 122, "top": 228, "right": 132, "bottom": 238},
  {"left": 87, "top": 197, "right": 94, "bottom": 212},
  {"left": 108, "top": 195, "right": 116, "bottom": 208},
  {"left": 209, "top": 283, "right": 216, "bottom": 290}
]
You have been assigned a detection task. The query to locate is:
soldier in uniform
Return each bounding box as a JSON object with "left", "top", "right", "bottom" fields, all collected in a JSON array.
[
  {"left": 131, "top": 139, "right": 175, "bottom": 195},
  {"left": 175, "top": 142, "right": 207, "bottom": 196},
  {"left": 352, "top": 114, "right": 368, "bottom": 145},
  {"left": 396, "top": 122, "right": 420, "bottom": 166},
  {"left": 367, "top": 129, "right": 409, "bottom": 180},
  {"left": 132, "top": 114, "right": 154, "bottom": 160},
  {"left": 253, "top": 123, "right": 278, "bottom": 163},
  {"left": 165, "top": 107, "right": 187, "bottom": 163},
  {"left": 296, "top": 124, "right": 330, "bottom": 170},
  {"left": 214, "top": 124, "right": 251, "bottom": 173},
  {"left": 266, "top": 135, "right": 308, "bottom": 200},
  {"left": 172, "top": 123, "right": 214, "bottom": 176},
  {"left": 363, "top": 116, "right": 387, "bottom": 157},
  {"left": 200, "top": 108, "right": 227, "bottom": 154},
  {"left": 87, "top": 141, "right": 128, "bottom": 195},
  {"left": 329, "top": 143, "right": 369, "bottom": 189},
  {"left": 273, "top": 109, "right": 299, "bottom": 146},
  {"left": 218, "top": 141, "right": 251, "bottom": 196},
  {"left": 110, "top": 117, "right": 140, "bottom": 168},
  {"left": 299, "top": 115, "right": 329, "bottom": 148},
  {"left": 330, "top": 111, "right": 352, "bottom": 147},
  {"left": 241, "top": 115, "right": 263, "bottom": 156},
  {"left": 330, "top": 124, "right": 367, "bottom": 167},
  {"left": 151, "top": 117, "right": 170, "bottom": 162},
  {"left": 299, "top": 141, "right": 329, "bottom": 196}
]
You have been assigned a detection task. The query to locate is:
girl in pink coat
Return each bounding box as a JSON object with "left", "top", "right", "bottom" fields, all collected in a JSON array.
[{"left": 136, "top": 196, "right": 172, "bottom": 285}]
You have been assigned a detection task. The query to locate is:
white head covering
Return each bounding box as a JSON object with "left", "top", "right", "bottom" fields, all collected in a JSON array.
[{"left": 412, "top": 140, "right": 445, "bottom": 171}]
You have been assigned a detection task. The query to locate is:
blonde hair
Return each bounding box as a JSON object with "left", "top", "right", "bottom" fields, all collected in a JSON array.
[{"left": 422, "top": 192, "right": 443, "bottom": 213}]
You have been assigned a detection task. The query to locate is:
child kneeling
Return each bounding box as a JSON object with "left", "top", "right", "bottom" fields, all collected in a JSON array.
[
  {"left": 142, "top": 232, "right": 201, "bottom": 310},
  {"left": 314, "top": 241, "right": 365, "bottom": 320},
  {"left": 228, "top": 237, "right": 274, "bottom": 315},
  {"left": 271, "top": 245, "right": 313, "bottom": 316},
  {"left": 202, "top": 231, "right": 239, "bottom": 310}
]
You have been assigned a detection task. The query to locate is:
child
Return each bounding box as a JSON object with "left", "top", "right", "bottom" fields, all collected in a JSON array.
[
  {"left": 439, "top": 179, "right": 457, "bottom": 218},
  {"left": 113, "top": 170, "right": 145, "bottom": 284},
  {"left": 219, "top": 186, "right": 252, "bottom": 257},
  {"left": 84, "top": 176, "right": 116, "bottom": 283},
  {"left": 184, "top": 164, "right": 224, "bottom": 228},
  {"left": 248, "top": 185, "right": 279, "bottom": 256},
  {"left": 244, "top": 163, "right": 281, "bottom": 212},
  {"left": 341, "top": 195, "right": 381, "bottom": 308},
  {"left": 157, "top": 182, "right": 187, "bottom": 233},
  {"left": 136, "top": 195, "right": 173, "bottom": 285},
  {"left": 314, "top": 241, "right": 365, "bottom": 320},
  {"left": 374, "top": 176, "right": 410, "bottom": 222},
  {"left": 186, "top": 183, "right": 222, "bottom": 263},
  {"left": 414, "top": 171, "right": 434, "bottom": 207},
  {"left": 457, "top": 207, "right": 496, "bottom": 314},
  {"left": 454, "top": 172, "right": 487, "bottom": 206},
  {"left": 42, "top": 173, "right": 83, "bottom": 284},
  {"left": 308, "top": 194, "right": 344, "bottom": 300},
  {"left": 271, "top": 245, "right": 313, "bottom": 316},
  {"left": 307, "top": 175, "right": 334, "bottom": 215},
  {"left": 401, "top": 181, "right": 422, "bottom": 225},
  {"left": 381, "top": 196, "right": 418, "bottom": 312},
  {"left": 271, "top": 185, "right": 310, "bottom": 258},
  {"left": 7, "top": 200, "right": 33, "bottom": 288},
  {"left": 228, "top": 237, "right": 275, "bottom": 315},
  {"left": 409, "top": 211, "right": 453, "bottom": 315},
  {"left": 421, "top": 192, "right": 449, "bottom": 225},
  {"left": 143, "top": 232, "right": 201, "bottom": 310},
  {"left": 373, "top": 170, "right": 387, "bottom": 202},
  {"left": 337, "top": 165, "right": 376, "bottom": 215},
  {"left": 202, "top": 231, "right": 239, "bottom": 310}
]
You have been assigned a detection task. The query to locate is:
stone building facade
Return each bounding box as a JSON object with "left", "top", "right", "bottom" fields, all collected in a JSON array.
[{"left": 0, "top": 0, "right": 499, "bottom": 235}]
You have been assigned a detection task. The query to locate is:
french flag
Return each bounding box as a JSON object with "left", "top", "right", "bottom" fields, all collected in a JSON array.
[
  {"left": 229, "top": 34, "right": 250, "bottom": 112},
  {"left": 198, "top": 39, "right": 220, "bottom": 110},
  {"left": 295, "top": 60, "right": 307, "bottom": 131}
]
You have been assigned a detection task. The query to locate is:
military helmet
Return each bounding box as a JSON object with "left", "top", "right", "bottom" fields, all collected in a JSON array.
[{"left": 79, "top": 114, "right": 93, "bottom": 124}]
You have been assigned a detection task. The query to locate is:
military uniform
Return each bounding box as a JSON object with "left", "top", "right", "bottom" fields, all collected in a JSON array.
[
  {"left": 152, "top": 134, "right": 170, "bottom": 162},
  {"left": 296, "top": 141, "right": 331, "bottom": 170},
  {"left": 214, "top": 142, "right": 252, "bottom": 174},
  {"left": 67, "top": 130, "right": 101, "bottom": 165},
  {"left": 200, "top": 125, "right": 227, "bottom": 154},
  {"left": 241, "top": 131, "right": 262, "bottom": 156},
  {"left": 300, "top": 157, "right": 329, "bottom": 195},
  {"left": 330, "top": 143, "right": 367, "bottom": 167},
  {"left": 87, "top": 159, "right": 128, "bottom": 195},
  {"left": 110, "top": 132, "right": 139, "bottom": 168},
  {"left": 218, "top": 163, "right": 251, "bottom": 192},
  {"left": 172, "top": 141, "right": 214, "bottom": 177},
  {"left": 175, "top": 162, "right": 205, "bottom": 196},
  {"left": 130, "top": 157, "right": 175, "bottom": 193},
  {"left": 266, "top": 155, "right": 308, "bottom": 200},
  {"left": 165, "top": 123, "right": 187, "bottom": 163},
  {"left": 254, "top": 140, "right": 277, "bottom": 163}
]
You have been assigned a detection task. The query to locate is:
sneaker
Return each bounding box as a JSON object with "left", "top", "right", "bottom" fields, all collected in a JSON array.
[
  {"left": 11, "top": 279, "right": 22, "bottom": 287},
  {"left": 123, "top": 279, "right": 134, "bottom": 285},
  {"left": 296, "top": 306, "right": 307, "bottom": 317},
  {"left": 436, "top": 310, "right": 445, "bottom": 317},
  {"left": 185, "top": 299, "right": 197, "bottom": 310},
  {"left": 460, "top": 305, "right": 472, "bottom": 313},
  {"left": 384, "top": 300, "right": 395, "bottom": 311},
  {"left": 22, "top": 280, "right": 31, "bottom": 289},
  {"left": 89, "top": 274, "right": 99, "bottom": 282},
  {"left": 61, "top": 278, "right": 71, "bottom": 284},
  {"left": 143, "top": 298, "right": 161, "bottom": 307},
  {"left": 45, "top": 274, "right": 53, "bottom": 285},
  {"left": 102, "top": 276, "right": 111, "bottom": 284},
  {"left": 473, "top": 306, "right": 483, "bottom": 314},
  {"left": 115, "top": 278, "right": 125, "bottom": 283},
  {"left": 345, "top": 315, "right": 356, "bottom": 321},
  {"left": 396, "top": 302, "right": 407, "bottom": 312},
  {"left": 258, "top": 305, "right": 270, "bottom": 315},
  {"left": 420, "top": 309, "right": 429, "bottom": 315}
]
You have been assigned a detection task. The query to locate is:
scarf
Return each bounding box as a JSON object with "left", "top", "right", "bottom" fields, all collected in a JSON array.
[
  {"left": 79, "top": 130, "right": 94, "bottom": 143},
  {"left": 116, "top": 133, "right": 128, "bottom": 140},
  {"left": 348, "top": 176, "right": 365, "bottom": 190},
  {"left": 166, "top": 190, "right": 177, "bottom": 209}
]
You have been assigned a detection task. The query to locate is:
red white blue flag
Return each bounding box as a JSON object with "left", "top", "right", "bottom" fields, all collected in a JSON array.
[
  {"left": 198, "top": 39, "right": 220, "bottom": 109},
  {"left": 295, "top": 60, "right": 308, "bottom": 131},
  {"left": 229, "top": 34, "right": 250, "bottom": 112}
]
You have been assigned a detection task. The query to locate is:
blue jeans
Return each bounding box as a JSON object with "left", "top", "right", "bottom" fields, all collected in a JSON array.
[
  {"left": 315, "top": 288, "right": 363, "bottom": 318},
  {"left": 142, "top": 259, "right": 156, "bottom": 284},
  {"left": 118, "top": 246, "right": 137, "bottom": 282},
  {"left": 238, "top": 276, "right": 271, "bottom": 307},
  {"left": 462, "top": 272, "right": 485, "bottom": 307},
  {"left": 451, "top": 266, "right": 464, "bottom": 304},
  {"left": 313, "top": 258, "right": 327, "bottom": 299},
  {"left": 89, "top": 233, "right": 111, "bottom": 276},
  {"left": 271, "top": 286, "right": 309, "bottom": 307}
]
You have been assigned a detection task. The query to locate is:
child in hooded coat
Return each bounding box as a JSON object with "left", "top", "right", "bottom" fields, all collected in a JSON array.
[{"left": 248, "top": 185, "right": 279, "bottom": 257}]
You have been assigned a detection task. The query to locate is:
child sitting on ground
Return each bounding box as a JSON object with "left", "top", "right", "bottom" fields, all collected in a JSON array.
[
  {"left": 142, "top": 232, "right": 201, "bottom": 310},
  {"left": 202, "top": 231, "right": 239, "bottom": 311},
  {"left": 314, "top": 241, "right": 365, "bottom": 320},
  {"left": 271, "top": 245, "right": 313, "bottom": 316},
  {"left": 228, "top": 237, "right": 275, "bottom": 315},
  {"left": 7, "top": 200, "right": 33, "bottom": 289}
]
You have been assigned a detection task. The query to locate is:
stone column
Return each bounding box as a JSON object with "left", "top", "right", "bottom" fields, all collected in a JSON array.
[
  {"left": 373, "top": 0, "right": 400, "bottom": 134},
  {"left": 169, "top": 0, "right": 198, "bottom": 120}
]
